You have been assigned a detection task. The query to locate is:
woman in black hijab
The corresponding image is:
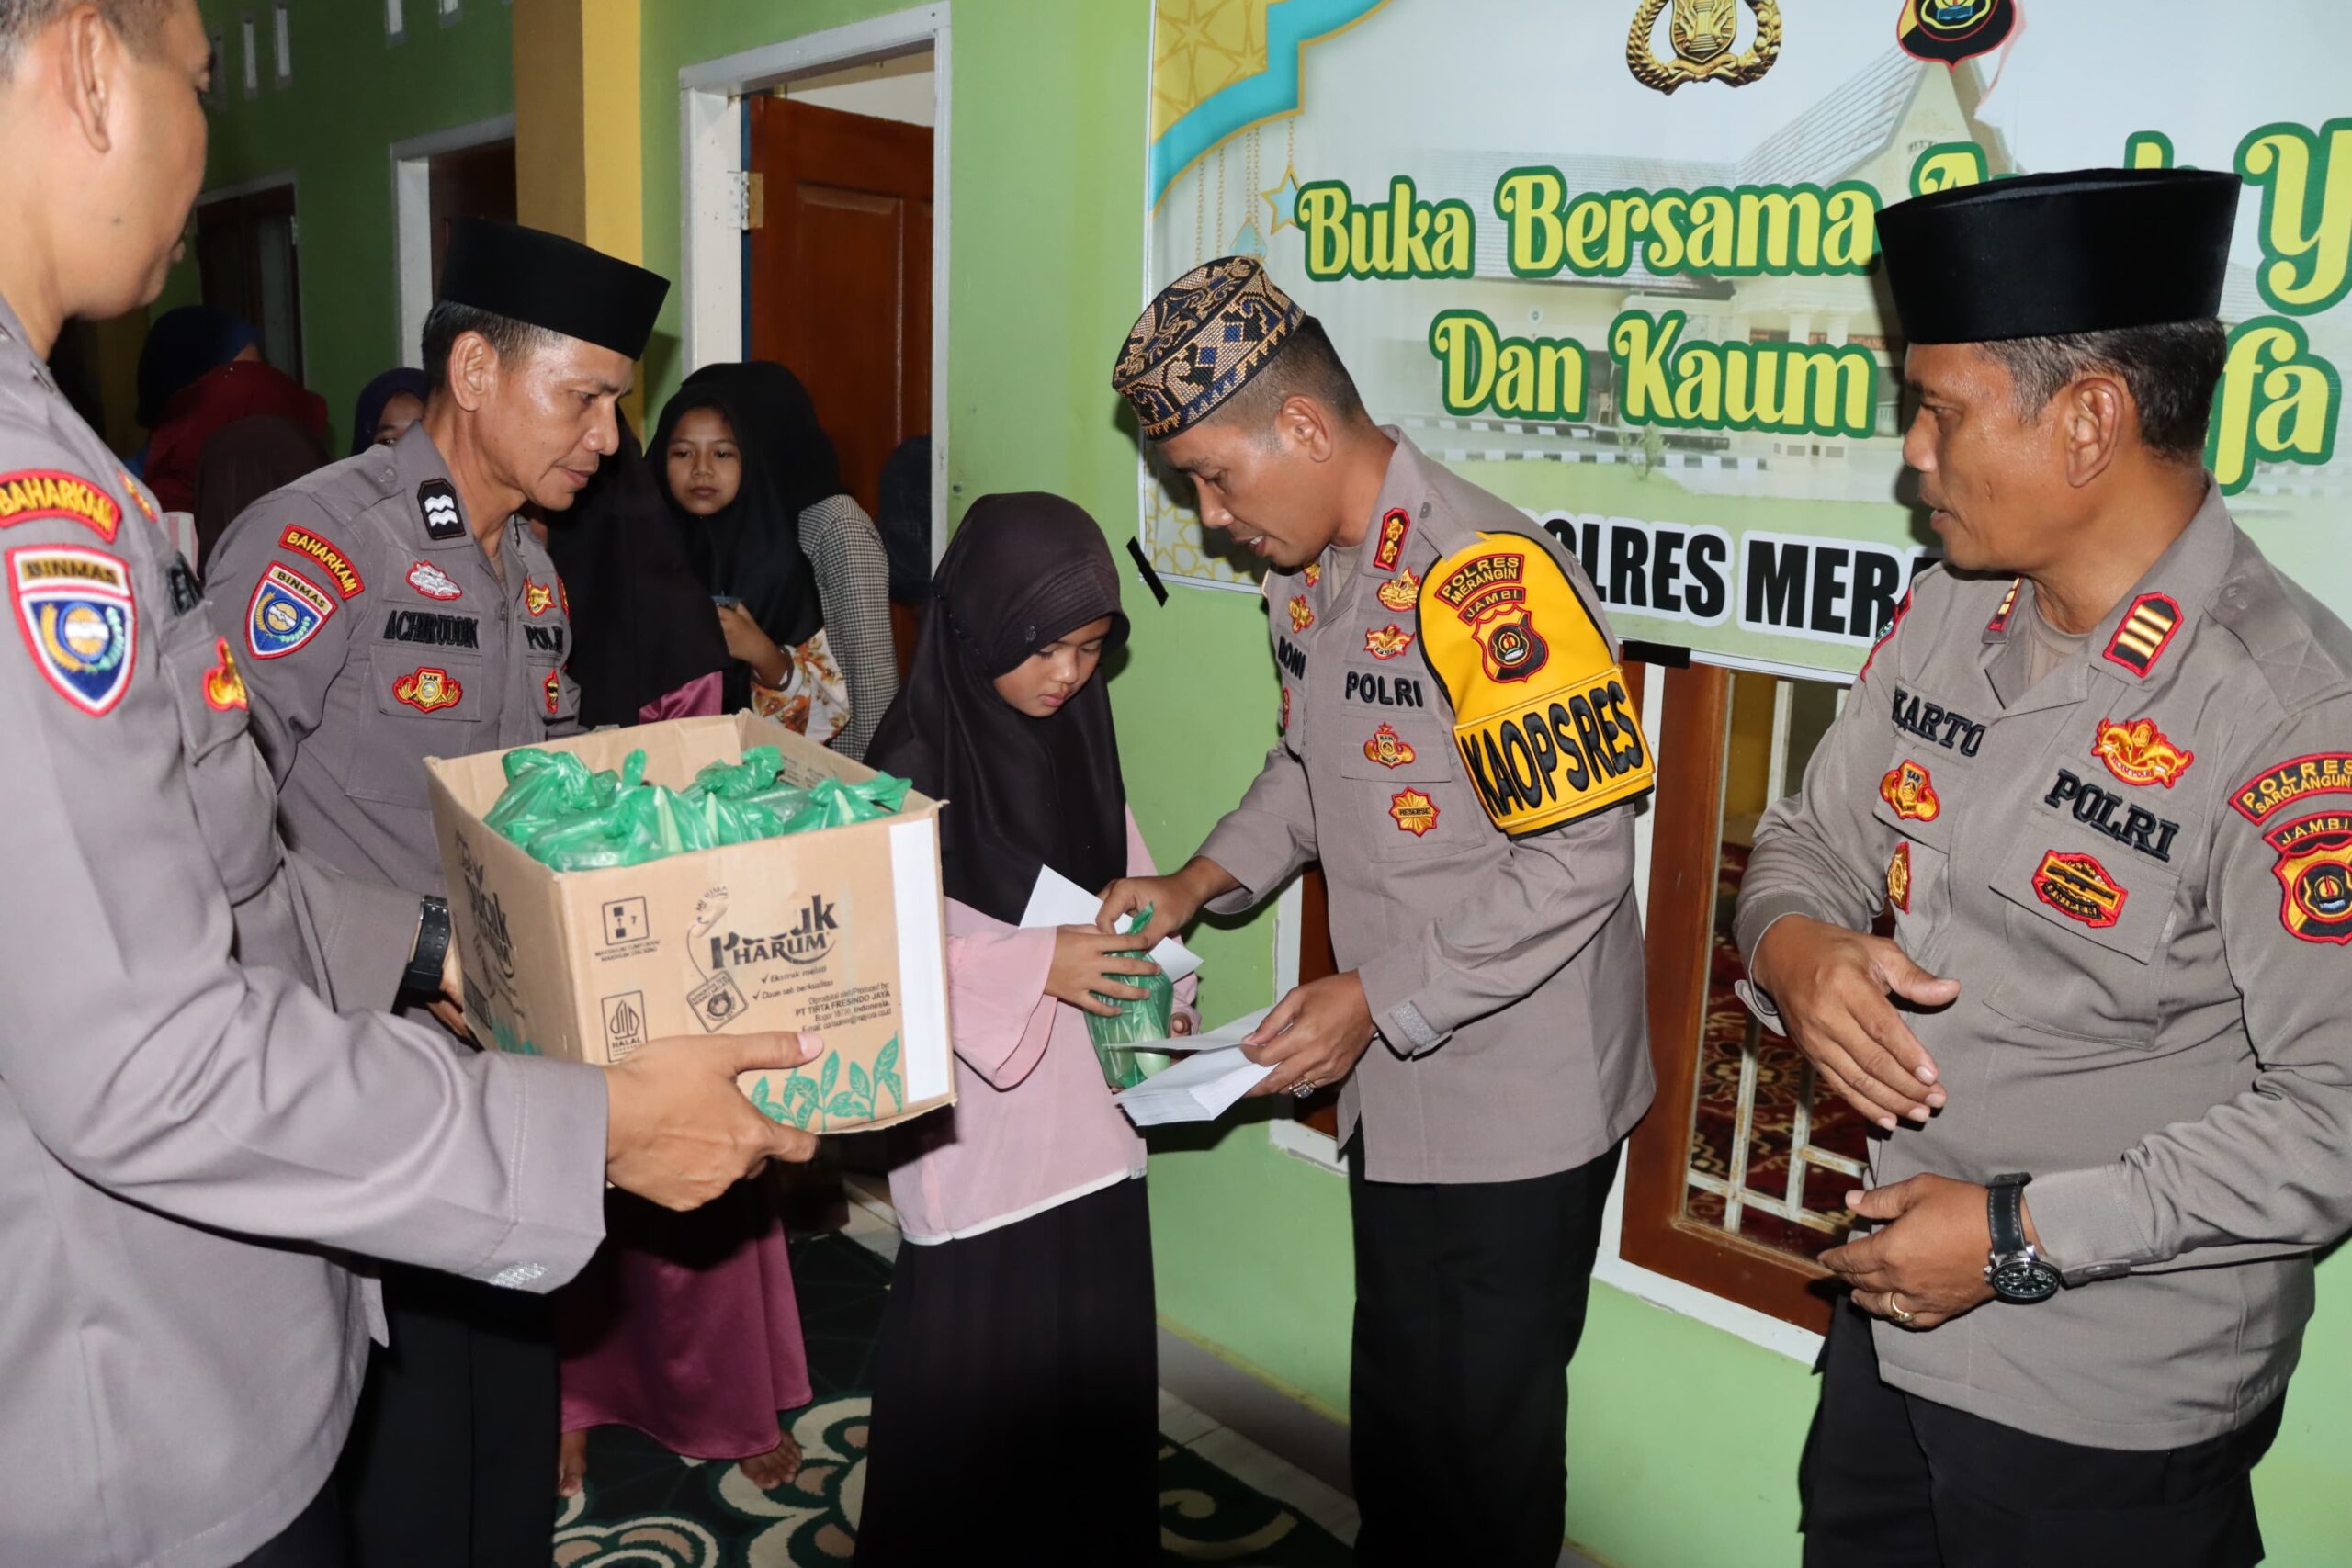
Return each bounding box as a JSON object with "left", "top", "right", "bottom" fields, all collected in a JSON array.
[
  {"left": 348, "top": 367, "right": 429, "bottom": 457},
  {"left": 539, "top": 420, "right": 731, "bottom": 726},
  {"left": 857, "top": 494, "right": 1185, "bottom": 1567},
  {"left": 653, "top": 362, "right": 899, "bottom": 758}
]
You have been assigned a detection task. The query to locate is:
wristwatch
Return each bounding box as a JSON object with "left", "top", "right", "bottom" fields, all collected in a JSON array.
[
  {"left": 1984, "top": 1172, "right": 2062, "bottom": 1303},
  {"left": 401, "top": 896, "right": 452, "bottom": 998}
]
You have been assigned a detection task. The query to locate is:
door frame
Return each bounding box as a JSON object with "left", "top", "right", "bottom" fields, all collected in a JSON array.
[
  {"left": 193, "top": 171, "right": 303, "bottom": 380},
  {"left": 389, "top": 113, "right": 518, "bottom": 372},
  {"left": 678, "top": 4, "right": 952, "bottom": 565}
]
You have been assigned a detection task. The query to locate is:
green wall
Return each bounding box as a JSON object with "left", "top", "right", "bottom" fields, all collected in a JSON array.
[
  {"left": 175, "top": 2, "right": 2352, "bottom": 1562},
  {"left": 183, "top": 0, "right": 518, "bottom": 451}
]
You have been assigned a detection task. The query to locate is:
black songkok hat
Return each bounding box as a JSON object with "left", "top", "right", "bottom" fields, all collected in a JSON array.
[
  {"left": 437, "top": 219, "right": 671, "bottom": 360},
  {"left": 1877, "top": 168, "right": 2240, "bottom": 344}
]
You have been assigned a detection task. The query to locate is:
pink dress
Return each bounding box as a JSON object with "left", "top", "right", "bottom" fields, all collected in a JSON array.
[
  {"left": 557, "top": 672, "right": 810, "bottom": 1457},
  {"left": 888, "top": 812, "right": 1198, "bottom": 1243}
]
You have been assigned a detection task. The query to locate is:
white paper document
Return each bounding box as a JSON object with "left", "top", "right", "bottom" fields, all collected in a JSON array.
[
  {"left": 1112, "top": 1008, "right": 1276, "bottom": 1126},
  {"left": 1018, "top": 865, "right": 1204, "bottom": 984}
]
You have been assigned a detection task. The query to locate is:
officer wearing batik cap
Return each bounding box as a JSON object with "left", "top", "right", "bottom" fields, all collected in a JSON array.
[
  {"left": 206, "top": 219, "right": 675, "bottom": 1568},
  {"left": 0, "top": 7, "right": 816, "bottom": 1568},
  {"left": 1738, "top": 168, "right": 2352, "bottom": 1566},
  {"left": 1101, "top": 257, "right": 1656, "bottom": 1566}
]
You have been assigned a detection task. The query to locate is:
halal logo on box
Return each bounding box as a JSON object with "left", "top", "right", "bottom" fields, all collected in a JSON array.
[
  {"left": 601, "top": 991, "right": 647, "bottom": 1059},
  {"left": 708, "top": 893, "right": 840, "bottom": 970}
]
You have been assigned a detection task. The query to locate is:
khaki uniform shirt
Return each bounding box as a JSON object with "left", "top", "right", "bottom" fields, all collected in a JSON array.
[
  {"left": 0, "top": 302, "right": 605, "bottom": 1566},
  {"left": 1198, "top": 435, "right": 1655, "bottom": 1183},
  {"left": 208, "top": 423, "right": 582, "bottom": 898},
  {"left": 1738, "top": 484, "right": 2352, "bottom": 1450}
]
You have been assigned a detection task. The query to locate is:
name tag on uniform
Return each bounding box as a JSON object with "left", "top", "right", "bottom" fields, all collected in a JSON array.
[{"left": 1419, "top": 536, "right": 1653, "bottom": 837}]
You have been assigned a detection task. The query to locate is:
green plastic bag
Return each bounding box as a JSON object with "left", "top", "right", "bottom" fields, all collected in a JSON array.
[
  {"left": 526, "top": 777, "right": 718, "bottom": 870},
  {"left": 775, "top": 775, "right": 910, "bottom": 834},
  {"left": 482, "top": 749, "right": 622, "bottom": 846},
  {"left": 1085, "top": 905, "right": 1176, "bottom": 1090},
  {"left": 692, "top": 746, "right": 784, "bottom": 799}
]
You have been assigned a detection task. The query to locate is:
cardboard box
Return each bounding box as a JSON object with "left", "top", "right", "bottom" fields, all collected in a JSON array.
[{"left": 424, "top": 714, "right": 955, "bottom": 1133}]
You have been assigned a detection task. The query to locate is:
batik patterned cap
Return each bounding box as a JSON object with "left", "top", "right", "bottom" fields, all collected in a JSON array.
[{"left": 1112, "top": 256, "right": 1306, "bottom": 440}]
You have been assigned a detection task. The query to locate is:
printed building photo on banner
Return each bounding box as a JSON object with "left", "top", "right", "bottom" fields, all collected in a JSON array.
[{"left": 1141, "top": 0, "right": 2348, "bottom": 680}]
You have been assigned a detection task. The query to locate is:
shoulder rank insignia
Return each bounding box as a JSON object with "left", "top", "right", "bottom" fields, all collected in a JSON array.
[
  {"left": 9, "top": 545, "right": 134, "bottom": 715},
  {"left": 2103, "top": 592, "right": 2180, "bottom": 677},
  {"left": 524, "top": 579, "right": 556, "bottom": 618},
  {"left": 0, "top": 469, "right": 121, "bottom": 542},
  {"left": 418, "top": 478, "right": 464, "bottom": 541},
  {"left": 279, "top": 525, "right": 365, "bottom": 599},
  {"left": 1985, "top": 578, "right": 2020, "bottom": 634},
  {"left": 1419, "top": 535, "right": 1651, "bottom": 836},
  {"left": 2265, "top": 812, "right": 2352, "bottom": 945},
  {"left": 1377, "top": 568, "right": 1420, "bottom": 613},
  {"left": 203, "top": 637, "right": 248, "bottom": 712},
  {"left": 247, "top": 561, "right": 335, "bottom": 660},
  {"left": 2092, "top": 716, "right": 2193, "bottom": 788},
  {"left": 1372, "top": 507, "right": 1410, "bottom": 572},
  {"left": 393, "top": 665, "right": 464, "bottom": 714}
]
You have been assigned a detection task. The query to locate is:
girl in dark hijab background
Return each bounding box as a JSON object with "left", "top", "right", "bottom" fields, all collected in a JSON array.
[
  {"left": 347, "top": 367, "right": 429, "bottom": 456},
  {"left": 533, "top": 423, "right": 813, "bottom": 1500},
  {"left": 654, "top": 362, "right": 899, "bottom": 759},
  {"left": 855, "top": 494, "right": 1190, "bottom": 1565}
]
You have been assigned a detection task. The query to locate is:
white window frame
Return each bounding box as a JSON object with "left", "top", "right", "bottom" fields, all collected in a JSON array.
[
  {"left": 677, "top": 3, "right": 952, "bottom": 565},
  {"left": 387, "top": 114, "right": 516, "bottom": 371}
]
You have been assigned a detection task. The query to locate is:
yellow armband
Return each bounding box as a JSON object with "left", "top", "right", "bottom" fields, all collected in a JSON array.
[{"left": 1419, "top": 535, "right": 1653, "bottom": 836}]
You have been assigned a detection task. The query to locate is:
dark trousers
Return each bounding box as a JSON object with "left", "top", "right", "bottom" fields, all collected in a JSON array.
[
  {"left": 1802, "top": 1300, "right": 2280, "bottom": 1568},
  {"left": 338, "top": 1264, "right": 559, "bottom": 1568},
  {"left": 232, "top": 1480, "right": 345, "bottom": 1568},
  {"left": 1347, "top": 1139, "right": 1620, "bottom": 1568}
]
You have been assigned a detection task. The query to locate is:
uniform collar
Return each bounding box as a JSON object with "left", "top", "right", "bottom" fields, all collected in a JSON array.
[
  {"left": 0, "top": 291, "right": 59, "bottom": 400},
  {"left": 393, "top": 421, "right": 516, "bottom": 553},
  {"left": 2081, "top": 479, "right": 2232, "bottom": 688}
]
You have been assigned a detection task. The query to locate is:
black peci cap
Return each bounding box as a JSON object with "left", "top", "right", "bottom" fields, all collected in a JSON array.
[
  {"left": 436, "top": 219, "right": 670, "bottom": 360},
  {"left": 1876, "top": 168, "right": 2241, "bottom": 344}
]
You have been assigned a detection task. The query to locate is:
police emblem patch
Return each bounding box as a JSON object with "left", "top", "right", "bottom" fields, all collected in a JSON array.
[
  {"left": 2032, "top": 850, "right": 2127, "bottom": 929},
  {"left": 9, "top": 545, "right": 133, "bottom": 715},
  {"left": 407, "top": 560, "right": 463, "bottom": 601},
  {"left": 1886, "top": 841, "right": 1912, "bottom": 913},
  {"left": 524, "top": 579, "right": 556, "bottom": 618},
  {"left": 1365, "top": 624, "right": 1416, "bottom": 660},
  {"left": 2263, "top": 813, "right": 2352, "bottom": 945},
  {"left": 1896, "top": 0, "right": 2017, "bottom": 67},
  {"left": 0, "top": 468, "right": 122, "bottom": 541},
  {"left": 203, "top": 636, "right": 247, "bottom": 712},
  {"left": 1288, "top": 595, "right": 1315, "bottom": 634},
  {"left": 279, "top": 525, "right": 365, "bottom": 598},
  {"left": 246, "top": 561, "right": 335, "bottom": 660},
  {"left": 392, "top": 665, "right": 464, "bottom": 714},
  {"left": 418, "top": 479, "right": 464, "bottom": 541},
  {"left": 1880, "top": 759, "right": 1941, "bottom": 822},
  {"left": 544, "top": 668, "right": 561, "bottom": 717},
  {"left": 2233, "top": 753, "right": 2352, "bottom": 824},
  {"left": 2104, "top": 593, "right": 2181, "bottom": 677},
  {"left": 1389, "top": 787, "right": 1439, "bottom": 836},
  {"left": 1372, "top": 508, "right": 1410, "bottom": 572},
  {"left": 1419, "top": 535, "right": 1652, "bottom": 839},
  {"left": 1363, "top": 723, "right": 1417, "bottom": 769},
  {"left": 2092, "top": 716, "right": 2193, "bottom": 788},
  {"left": 1377, "top": 568, "right": 1421, "bottom": 613}
]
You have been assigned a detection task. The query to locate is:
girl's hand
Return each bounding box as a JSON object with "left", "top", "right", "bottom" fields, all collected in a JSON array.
[
  {"left": 1045, "top": 926, "right": 1161, "bottom": 1017},
  {"left": 717, "top": 602, "right": 787, "bottom": 685}
]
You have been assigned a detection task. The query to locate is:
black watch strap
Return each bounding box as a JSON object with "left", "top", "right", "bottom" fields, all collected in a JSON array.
[
  {"left": 402, "top": 896, "right": 452, "bottom": 998},
  {"left": 1987, "top": 1171, "right": 2031, "bottom": 1256}
]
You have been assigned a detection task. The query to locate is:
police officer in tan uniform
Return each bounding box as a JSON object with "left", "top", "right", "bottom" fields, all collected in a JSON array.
[
  {"left": 204, "top": 221, "right": 682, "bottom": 1565},
  {"left": 1102, "top": 259, "right": 1656, "bottom": 1566},
  {"left": 0, "top": 6, "right": 815, "bottom": 1565},
  {"left": 1738, "top": 170, "right": 2352, "bottom": 1566}
]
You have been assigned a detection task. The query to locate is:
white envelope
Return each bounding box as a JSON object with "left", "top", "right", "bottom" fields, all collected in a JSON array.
[{"left": 1018, "top": 865, "right": 1205, "bottom": 984}]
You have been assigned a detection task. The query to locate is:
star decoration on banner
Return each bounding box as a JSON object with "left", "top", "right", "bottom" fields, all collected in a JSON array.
[
  {"left": 1151, "top": 0, "right": 1271, "bottom": 142},
  {"left": 1263, "top": 164, "right": 1303, "bottom": 233}
]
